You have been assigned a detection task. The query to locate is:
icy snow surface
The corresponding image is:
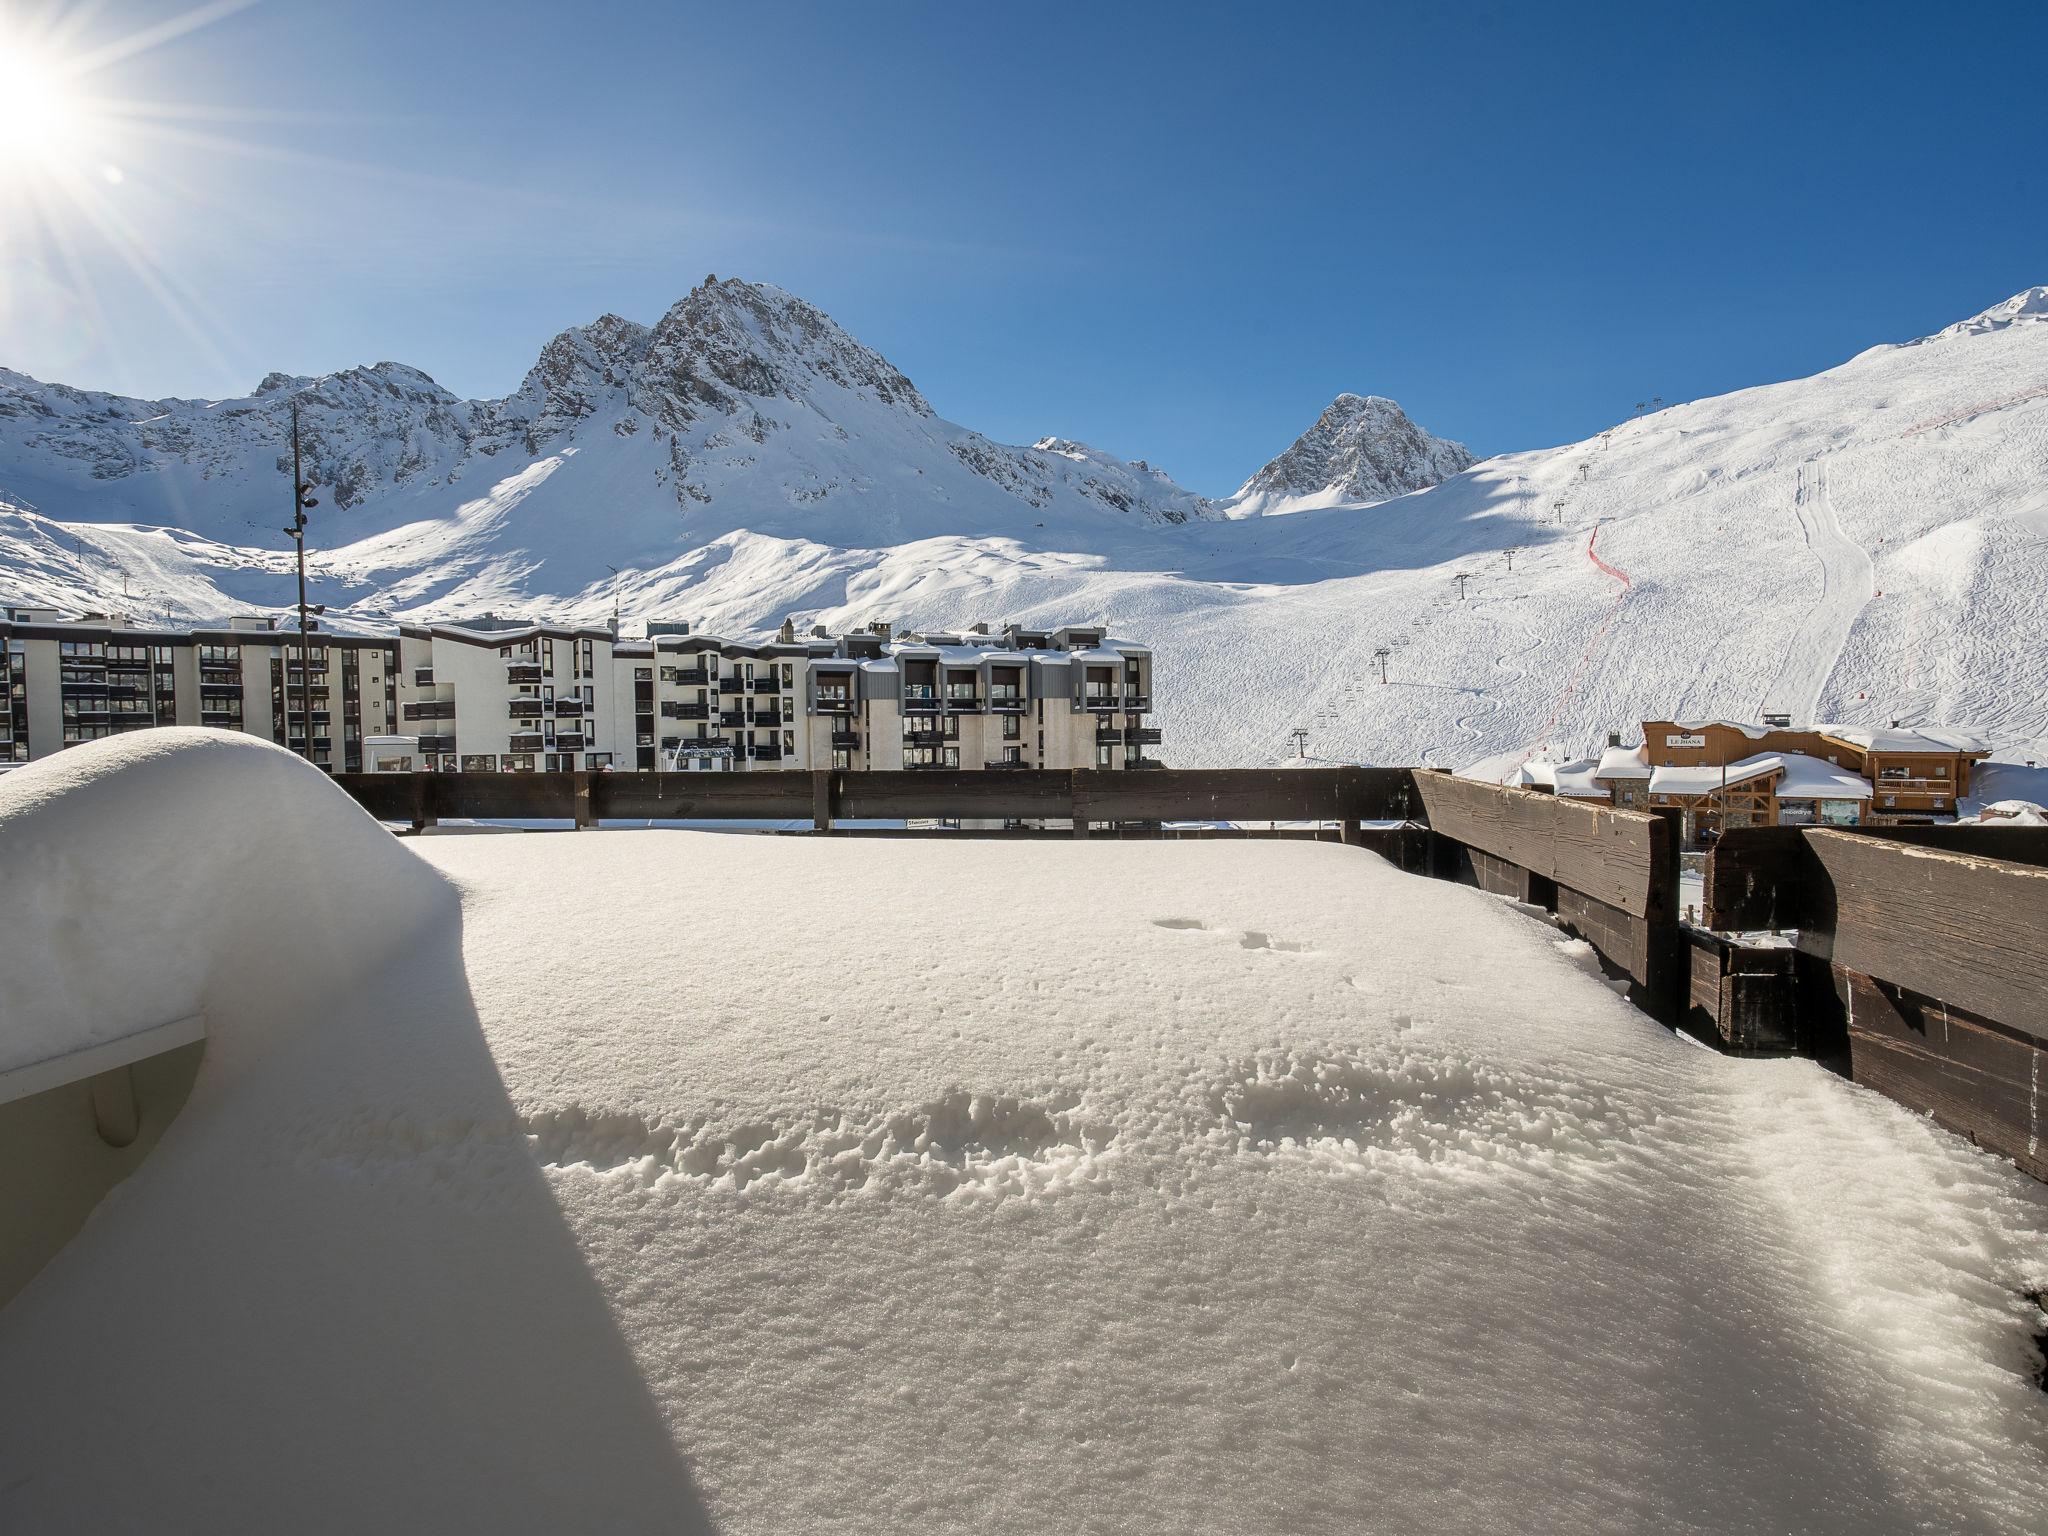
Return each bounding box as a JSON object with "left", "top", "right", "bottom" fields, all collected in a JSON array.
[{"left": 3, "top": 735, "right": 2046, "bottom": 1533}]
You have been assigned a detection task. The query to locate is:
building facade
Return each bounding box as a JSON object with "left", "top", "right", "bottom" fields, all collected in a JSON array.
[
  {"left": 2, "top": 606, "right": 397, "bottom": 772},
  {"left": 4, "top": 607, "right": 1162, "bottom": 776}
]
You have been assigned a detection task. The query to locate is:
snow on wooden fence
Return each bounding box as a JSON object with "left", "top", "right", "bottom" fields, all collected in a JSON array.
[{"left": 328, "top": 767, "right": 2048, "bottom": 1184}]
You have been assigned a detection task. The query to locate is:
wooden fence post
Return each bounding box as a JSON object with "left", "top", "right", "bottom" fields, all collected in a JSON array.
[
  {"left": 409, "top": 771, "right": 432, "bottom": 834},
  {"left": 572, "top": 771, "right": 594, "bottom": 829},
  {"left": 812, "top": 769, "right": 833, "bottom": 832}
]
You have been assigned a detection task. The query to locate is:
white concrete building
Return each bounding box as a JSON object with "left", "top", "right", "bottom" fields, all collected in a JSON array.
[
  {"left": 4, "top": 607, "right": 1161, "bottom": 774},
  {"left": 2, "top": 606, "right": 397, "bottom": 772}
]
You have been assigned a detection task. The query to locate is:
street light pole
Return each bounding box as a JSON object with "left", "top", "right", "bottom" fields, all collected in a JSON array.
[{"left": 284, "top": 401, "right": 321, "bottom": 764}]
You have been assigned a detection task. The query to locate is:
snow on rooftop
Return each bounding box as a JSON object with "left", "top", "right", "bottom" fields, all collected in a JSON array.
[
  {"left": 1647, "top": 751, "right": 1872, "bottom": 800},
  {"left": 3, "top": 734, "right": 2047, "bottom": 1531},
  {"left": 1594, "top": 743, "right": 1650, "bottom": 779},
  {"left": 1819, "top": 724, "right": 1992, "bottom": 755}
]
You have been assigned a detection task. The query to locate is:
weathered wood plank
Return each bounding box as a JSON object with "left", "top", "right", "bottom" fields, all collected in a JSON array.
[
  {"left": 1072, "top": 766, "right": 1411, "bottom": 825},
  {"left": 1702, "top": 827, "right": 1808, "bottom": 931},
  {"left": 1845, "top": 824, "right": 2048, "bottom": 869},
  {"left": 834, "top": 769, "right": 1076, "bottom": 822},
  {"left": 1550, "top": 886, "right": 1683, "bottom": 1023},
  {"left": 1805, "top": 830, "right": 2048, "bottom": 1040},
  {"left": 1839, "top": 967, "right": 2047, "bottom": 1182},
  {"left": 1685, "top": 931, "right": 1799, "bottom": 1052},
  {"left": 1411, "top": 772, "right": 1665, "bottom": 917},
  {"left": 595, "top": 772, "right": 817, "bottom": 821}
]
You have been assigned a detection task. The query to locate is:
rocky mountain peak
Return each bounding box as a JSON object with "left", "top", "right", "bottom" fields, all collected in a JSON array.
[{"left": 1229, "top": 393, "right": 1473, "bottom": 513}]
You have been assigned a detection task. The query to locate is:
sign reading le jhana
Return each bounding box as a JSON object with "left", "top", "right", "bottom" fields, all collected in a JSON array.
[{"left": 1664, "top": 733, "right": 1707, "bottom": 748}]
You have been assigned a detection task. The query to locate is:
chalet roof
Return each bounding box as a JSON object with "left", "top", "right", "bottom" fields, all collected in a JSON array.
[
  {"left": 1818, "top": 724, "right": 1991, "bottom": 755},
  {"left": 1649, "top": 752, "right": 1873, "bottom": 801}
]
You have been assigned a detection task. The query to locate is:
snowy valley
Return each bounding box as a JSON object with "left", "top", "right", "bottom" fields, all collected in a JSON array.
[{"left": 3, "top": 279, "right": 2046, "bottom": 771}]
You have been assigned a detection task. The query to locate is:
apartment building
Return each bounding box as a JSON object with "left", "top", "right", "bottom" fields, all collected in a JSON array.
[
  {"left": 393, "top": 618, "right": 630, "bottom": 772},
  {"left": 3, "top": 604, "right": 1163, "bottom": 776},
  {"left": 1, "top": 606, "right": 397, "bottom": 771},
  {"left": 641, "top": 620, "right": 1159, "bottom": 773}
]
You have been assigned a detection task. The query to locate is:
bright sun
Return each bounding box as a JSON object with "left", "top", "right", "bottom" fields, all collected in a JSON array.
[{"left": 0, "top": 37, "right": 85, "bottom": 173}]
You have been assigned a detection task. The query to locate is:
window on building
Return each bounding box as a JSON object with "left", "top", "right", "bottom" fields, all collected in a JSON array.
[
  {"left": 832, "top": 749, "right": 852, "bottom": 770},
  {"left": 783, "top": 731, "right": 794, "bottom": 752},
  {"left": 1002, "top": 715, "right": 1021, "bottom": 741},
  {"left": 1095, "top": 744, "right": 1113, "bottom": 768}
]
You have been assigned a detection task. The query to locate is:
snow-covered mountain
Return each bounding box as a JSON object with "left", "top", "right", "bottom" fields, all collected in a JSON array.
[
  {"left": 1223, "top": 393, "right": 1474, "bottom": 517},
  {"left": 3, "top": 281, "right": 2046, "bottom": 771}
]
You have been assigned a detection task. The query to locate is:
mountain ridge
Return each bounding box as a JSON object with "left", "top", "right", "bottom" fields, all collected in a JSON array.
[{"left": 3, "top": 282, "right": 2044, "bottom": 771}]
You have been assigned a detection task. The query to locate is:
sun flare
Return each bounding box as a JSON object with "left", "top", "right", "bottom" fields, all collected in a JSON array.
[{"left": 0, "top": 34, "right": 88, "bottom": 176}]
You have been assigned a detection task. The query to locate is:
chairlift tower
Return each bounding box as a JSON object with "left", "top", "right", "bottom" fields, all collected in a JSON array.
[
  {"left": 1453, "top": 573, "right": 1471, "bottom": 601},
  {"left": 1373, "top": 647, "right": 1390, "bottom": 685},
  {"left": 1289, "top": 727, "right": 1310, "bottom": 760}
]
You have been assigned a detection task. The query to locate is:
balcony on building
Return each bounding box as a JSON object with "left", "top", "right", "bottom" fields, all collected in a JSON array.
[
  {"left": 751, "top": 742, "right": 784, "bottom": 762},
  {"left": 902, "top": 728, "right": 944, "bottom": 747},
  {"left": 754, "top": 710, "right": 783, "bottom": 729},
  {"left": 507, "top": 697, "right": 544, "bottom": 719},
  {"left": 751, "top": 676, "right": 781, "bottom": 695},
  {"left": 552, "top": 699, "right": 585, "bottom": 719},
  {"left": 661, "top": 665, "right": 711, "bottom": 686},
  {"left": 508, "top": 731, "right": 544, "bottom": 753},
  {"left": 942, "top": 674, "right": 981, "bottom": 712},
  {"left": 831, "top": 730, "right": 861, "bottom": 750},
  {"left": 507, "top": 662, "right": 543, "bottom": 684},
  {"left": 413, "top": 667, "right": 435, "bottom": 687},
  {"left": 555, "top": 733, "right": 588, "bottom": 752},
  {"left": 403, "top": 699, "right": 457, "bottom": 722},
  {"left": 717, "top": 676, "right": 746, "bottom": 694}
]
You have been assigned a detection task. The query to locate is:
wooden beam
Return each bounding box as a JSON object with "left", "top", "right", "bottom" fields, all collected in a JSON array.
[
  {"left": 1803, "top": 831, "right": 2048, "bottom": 1040},
  {"left": 811, "top": 769, "right": 833, "bottom": 832},
  {"left": 571, "top": 771, "right": 594, "bottom": 829},
  {"left": 1685, "top": 931, "right": 1799, "bottom": 1052},
  {"left": 1411, "top": 773, "right": 1666, "bottom": 917},
  {"left": 1702, "top": 827, "right": 1808, "bottom": 931},
  {"left": 1838, "top": 967, "right": 2046, "bottom": 1182},
  {"left": 1553, "top": 888, "right": 1683, "bottom": 1023}
]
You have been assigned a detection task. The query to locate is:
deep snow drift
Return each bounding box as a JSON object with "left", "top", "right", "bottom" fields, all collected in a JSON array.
[{"left": 3, "top": 735, "right": 2045, "bottom": 1533}]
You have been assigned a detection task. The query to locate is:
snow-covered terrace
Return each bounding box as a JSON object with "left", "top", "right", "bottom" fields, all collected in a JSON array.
[{"left": 2, "top": 732, "right": 2045, "bottom": 1533}]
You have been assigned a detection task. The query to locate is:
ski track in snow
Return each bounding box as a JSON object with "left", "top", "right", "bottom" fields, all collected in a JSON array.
[{"left": 1770, "top": 459, "right": 1877, "bottom": 721}]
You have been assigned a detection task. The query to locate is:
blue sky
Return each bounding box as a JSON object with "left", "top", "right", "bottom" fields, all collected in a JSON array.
[{"left": 3, "top": 0, "right": 2043, "bottom": 495}]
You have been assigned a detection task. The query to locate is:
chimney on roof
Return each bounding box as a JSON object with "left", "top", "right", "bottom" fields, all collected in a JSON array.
[
  {"left": 810, "top": 624, "right": 829, "bottom": 639},
  {"left": 1607, "top": 730, "right": 1622, "bottom": 747},
  {"left": 869, "top": 620, "right": 892, "bottom": 641},
  {"left": 776, "top": 617, "right": 796, "bottom": 643},
  {"left": 968, "top": 621, "right": 989, "bottom": 635}
]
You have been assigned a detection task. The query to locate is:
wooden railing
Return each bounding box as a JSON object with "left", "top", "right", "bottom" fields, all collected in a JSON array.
[{"left": 330, "top": 766, "right": 2048, "bottom": 1184}]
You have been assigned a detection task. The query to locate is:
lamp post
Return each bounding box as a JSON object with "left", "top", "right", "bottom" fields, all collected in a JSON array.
[{"left": 283, "top": 401, "right": 323, "bottom": 764}]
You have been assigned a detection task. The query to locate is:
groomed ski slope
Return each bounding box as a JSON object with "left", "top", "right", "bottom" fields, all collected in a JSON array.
[{"left": 2, "top": 733, "right": 2044, "bottom": 1534}]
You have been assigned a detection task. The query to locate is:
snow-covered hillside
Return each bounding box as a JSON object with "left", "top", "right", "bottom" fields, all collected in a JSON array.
[{"left": 3, "top": 282, "right": 2046, "bottom": 769}]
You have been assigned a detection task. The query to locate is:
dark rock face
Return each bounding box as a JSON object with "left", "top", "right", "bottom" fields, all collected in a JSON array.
[{"left": 1233, "top": 394, "right": 1473, "bottom": 509}]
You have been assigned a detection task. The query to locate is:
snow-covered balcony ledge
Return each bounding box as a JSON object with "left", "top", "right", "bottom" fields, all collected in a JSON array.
[{"left": 2, "top": 731, "right": 2045, "bottom": 1533}]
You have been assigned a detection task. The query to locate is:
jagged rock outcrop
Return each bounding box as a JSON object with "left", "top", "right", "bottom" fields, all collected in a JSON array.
[{"left": 1226, "top": 393, "right": 1472, "bottom": 515}]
